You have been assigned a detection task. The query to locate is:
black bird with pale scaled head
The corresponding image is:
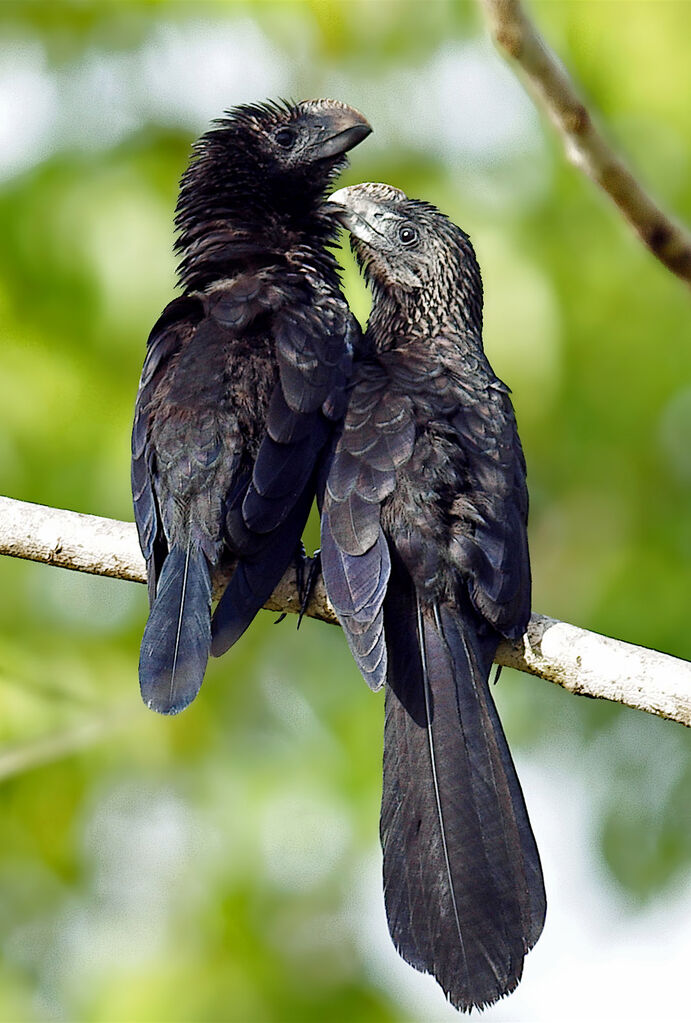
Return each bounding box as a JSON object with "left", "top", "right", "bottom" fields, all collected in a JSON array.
[{"left": 322, "top": 181, "right": 545, "bottom": 1012}]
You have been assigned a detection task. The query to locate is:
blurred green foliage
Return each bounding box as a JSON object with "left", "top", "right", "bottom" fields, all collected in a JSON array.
[{"left": 0, "top": 1, "right": 690, "bottom": 1020}]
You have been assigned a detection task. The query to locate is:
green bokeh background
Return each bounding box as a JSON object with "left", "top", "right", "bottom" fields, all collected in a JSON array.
[{"left": 0, "top": 2, "right": 690, "bottom": 1020}]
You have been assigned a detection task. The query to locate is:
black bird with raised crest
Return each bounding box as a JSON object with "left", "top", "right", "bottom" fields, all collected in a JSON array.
[{"left": 131, "top": 99, "right": 371, "bottom": 714}]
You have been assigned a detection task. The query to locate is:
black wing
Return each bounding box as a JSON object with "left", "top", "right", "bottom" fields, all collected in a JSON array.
[
  {"left": 131, "top": 295, "right": 203, "bottom": 604},
  {"left": 211, "top": 287, "right": 356, "bottom": 655},
  {"left": 242, "top": 287, "right": 354, "bottom": 533},
  {"left": 447, "top": 377, "right": 531, "bottom": 638},
  {"left": 321, "top": 362, "right": 416, "bottom": 690}
]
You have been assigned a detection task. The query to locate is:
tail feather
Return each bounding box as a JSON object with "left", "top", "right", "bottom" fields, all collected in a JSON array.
[
  {"left": 441, "top": 602, "right": 545, "bottom": 950},
  {"left": 381, "top": 580, "right": 545, "bottom": 1012},
  {"left": 139, "top": 543, "right": 212, "bottom": 715}
]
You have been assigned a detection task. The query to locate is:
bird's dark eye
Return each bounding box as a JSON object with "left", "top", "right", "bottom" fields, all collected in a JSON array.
[
  {"left": 398, "top": 223, "right": 419, "bottom": 247},
  {"left": 274, "top": 127, "right": 297, "bottom": 148}
]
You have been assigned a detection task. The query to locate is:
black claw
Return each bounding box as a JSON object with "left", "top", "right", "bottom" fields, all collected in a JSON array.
[
  {"left": 295, "top": 541, "right": 306, "bottom": 615},
  {"left": 297, "top": 547, "right": 322, "bottom": 629}
]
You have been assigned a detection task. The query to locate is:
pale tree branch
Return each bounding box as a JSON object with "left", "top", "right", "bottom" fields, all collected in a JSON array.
[
  {"left": 1, "top": 495, "right": 689, "bottom": 728},
  {"left": 480, "top": 0, "right": 691, "bottom": 285}
]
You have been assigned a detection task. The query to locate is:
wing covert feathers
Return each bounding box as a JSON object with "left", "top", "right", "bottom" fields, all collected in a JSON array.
[{"left": 320, "top": 367, "right": 415, "bottom": 690}]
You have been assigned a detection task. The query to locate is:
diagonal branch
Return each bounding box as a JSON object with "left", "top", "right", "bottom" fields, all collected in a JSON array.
[
  {"left": 480, "top": 0, "right": 691, "bottom": 285},
  {"left": 1, "top": 495, "right": 689, "bottom": 727}
]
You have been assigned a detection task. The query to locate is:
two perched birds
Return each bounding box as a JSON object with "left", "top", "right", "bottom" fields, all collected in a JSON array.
[{"left": 131, "top": 98, "right": 546, "bottom": 1012}]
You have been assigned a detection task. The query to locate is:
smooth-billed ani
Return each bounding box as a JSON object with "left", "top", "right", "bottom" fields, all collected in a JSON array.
[
  {"left": 131, "top": 100, "right": 370, "bottom": 715},
  {"left": 321, "top": 183, "right": 546, "bottom": 1012}
]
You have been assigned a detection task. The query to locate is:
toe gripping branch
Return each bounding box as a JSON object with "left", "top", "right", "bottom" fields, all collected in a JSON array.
[{"left": 272, "top": 545, "right": 322, "bottom": 628}]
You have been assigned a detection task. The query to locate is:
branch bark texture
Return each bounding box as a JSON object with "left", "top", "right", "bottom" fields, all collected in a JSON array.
[
  {"left": 1, "top": 495, "right": 689, "bottom": 728},
  {"left": 481, "top": 0, "right": 691, "bottom": 285}
]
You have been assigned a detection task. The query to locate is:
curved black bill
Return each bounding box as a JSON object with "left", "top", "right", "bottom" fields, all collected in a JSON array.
[{"left": 317, "top": 121, "right": 372, "bottom": 159}]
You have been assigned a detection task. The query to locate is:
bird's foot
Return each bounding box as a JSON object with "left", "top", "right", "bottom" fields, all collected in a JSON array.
[{"left": 296, "top": 547, "right": 321, "bottom": 629}]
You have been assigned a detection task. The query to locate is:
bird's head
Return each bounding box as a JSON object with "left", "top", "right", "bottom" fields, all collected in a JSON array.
[
  {"left": 203, "top": 99, "right": 371, "bottom": 199},
  {"left": 175, "top": 99, "right": 371, "bottom": 286},
  {"left": 327, "top": 182, "right": 483, "bottom": 331},
  {"left": 327, "top": 182, "right": 465, "bottom": 289},
  {"left": 259, "top": 99, "right": 371, "bottom": 178}
]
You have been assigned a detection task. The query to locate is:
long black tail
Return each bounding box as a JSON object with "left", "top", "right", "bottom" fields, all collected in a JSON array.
[
  {"left": 381, "top": 578, "right": 545, "bottom": 1012},
  {"left": 139, "top": 543, "right": 212, "bottom": 715}
]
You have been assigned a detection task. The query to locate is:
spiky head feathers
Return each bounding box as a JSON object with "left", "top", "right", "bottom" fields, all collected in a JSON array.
[{"left": 176, "top": 99, "right": 370, "bottom": 250}]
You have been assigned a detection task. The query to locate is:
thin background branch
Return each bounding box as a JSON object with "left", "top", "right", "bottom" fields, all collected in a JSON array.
[
  {"left": 480, "top": 0, "right": 691, "bottom": 285},
  {"left": 1, "top": 495, "right": 689, "bottom": 728}
]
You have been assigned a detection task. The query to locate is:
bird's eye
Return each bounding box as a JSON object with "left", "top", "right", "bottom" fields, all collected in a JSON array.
[
  {"left": 398, "top": 224, "right": 418, "bottom": 247},
  {"left": 274, "top": 127, "right": 297, "bottom": 148}
]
